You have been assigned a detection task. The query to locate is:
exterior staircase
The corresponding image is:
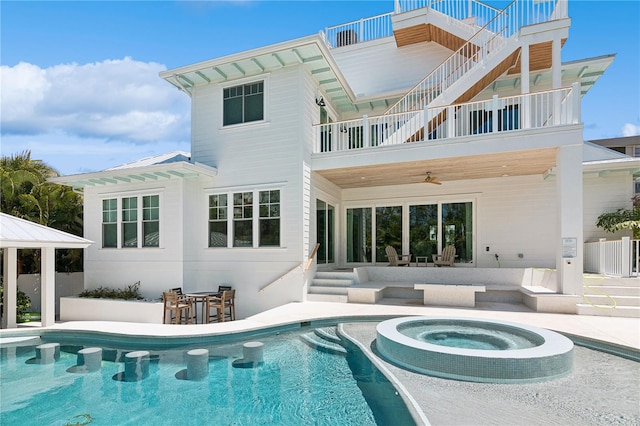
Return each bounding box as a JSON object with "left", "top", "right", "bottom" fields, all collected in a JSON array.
[
  {"left": 299, "top": 326, "right": 347, "bottom": 355},
  {"left": 577, "top": 277, "right": 640, "bottom": 318},
  {"left": 306, "top": 270, "right": 356, "bottom": 302},
  {"left": 380, "top": 0, "right": 565, "bottom": 145}
]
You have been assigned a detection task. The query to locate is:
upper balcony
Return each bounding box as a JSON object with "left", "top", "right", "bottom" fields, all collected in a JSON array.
[{"left": 311, "top": 84, "right": 582, "bottom": 187}]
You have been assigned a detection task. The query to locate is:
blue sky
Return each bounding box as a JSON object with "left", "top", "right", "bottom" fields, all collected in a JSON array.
[{"left": 1, "top": 0, "right": 638, "bottom": 175}]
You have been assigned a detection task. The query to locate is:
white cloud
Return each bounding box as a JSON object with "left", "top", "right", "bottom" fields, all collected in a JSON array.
[
  {"left": 622, "top": 123, "right": 640, "bottom": 137},
  {"left": 0, "top": 58, "right": 190, "bottom": 143}
]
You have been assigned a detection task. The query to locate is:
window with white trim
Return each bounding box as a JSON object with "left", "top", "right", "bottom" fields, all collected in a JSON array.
[
  {"left": 102, "top": 199, "right": 117, "bottom": 248},
  {"left": 100, "top": 195, "right": 160, "bottom": 248},
  {"left": 233, "top": 192, "right": 253, "bottom": 247},
  {"left": 223, "top": 81, "right": 264, "bottom": 126},
  {"left": 122, "top": 197, "right": 138, "bottom": 248},
  {"left": 259, "top": 190, "right": 280, "bottom": 246},
  {"left": 208, "top": 189, "right": 281, "bottom": 248},
  {"left": 208, "top": 194, "right": 228, "bottom": 247}
]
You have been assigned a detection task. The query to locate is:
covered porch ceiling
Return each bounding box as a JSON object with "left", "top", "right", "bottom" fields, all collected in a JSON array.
[{"left": 315, "top": 148, "right": 558, "bottom": 189}]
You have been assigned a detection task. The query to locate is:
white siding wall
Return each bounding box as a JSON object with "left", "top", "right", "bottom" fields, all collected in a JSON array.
[
  {"left": 583, "top": 170, "right": 633, "bottom": 241},
  {"left": 83, "top": 178, "right": 186, "bottom": 299},
  {"left": 183, "top": 65, "right": 316, "bottom": 317},
  {"left": 332, "top": 39, "right": 452, "bottom": 106},
  {"left": 340, "top": 174, "right": 559, "bottom": 269}
]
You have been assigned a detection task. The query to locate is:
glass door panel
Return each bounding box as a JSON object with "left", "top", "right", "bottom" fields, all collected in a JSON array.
[
  {"left": 316, "top": 200, "right": 327, "bottom": 264},
  {"left": 316, "top": 200, "right": 336, "bottom": 265},
  {"left": 441, "top": 202, "right": 473, "bottom": 264},
  {"left": 346, "top": 208, "right": 372, "bottom": 263},
  {"left": 409, "top": 204, "right": 438, "bottom": 262},
  {"left": 375, "top": 206, "right": 402, "bottom": 263}
]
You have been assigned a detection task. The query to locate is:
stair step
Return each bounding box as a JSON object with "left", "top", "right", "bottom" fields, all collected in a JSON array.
[
  {"left": 306, "top": 293, "right": 348, "bottom": 303},
  {"left": 576, "top": 304, "right": 640, "bottom": 318},
  {"left": 311, "top": 278, "right": 353, "bottom": 287},
  {"left": 314, "top": 327, "right": 342, "bottom": 344},
  {"left": 308, "top": 286, "right": 348, "bottom": 296},
  {"left": 581, "top": 295, "right": 640, "bottom": 308},
  {"left": 300, "top": 332, "right": 347, "bottom": 355},
  {"left": 315, "top": 271, "right": 355, "bottom": 279},
  {"left": 584, "top": 286, "right": 640, "bottom": 296},
  {"left": 583, "top": 278, "right": 640, "bottom": 287}
]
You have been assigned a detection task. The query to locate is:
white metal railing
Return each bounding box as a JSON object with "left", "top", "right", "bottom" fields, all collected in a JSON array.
[
  {"left": 386, "top": 0, "right": 565, "bottom": 116},
  {"left": 323, "top": 12, "right": 394, "bottom": 48},
  {"left": 313, "top": 85, "right": 578, "bottom": 153},
  {"left": 584, "top": 237, "right": 636, "bottom": 277},
  {"left": 395, "top": 0, "right": 502, "bottom": 27},
  {"left": 322, "top": 0, "right": 504, "bottom": 48}
]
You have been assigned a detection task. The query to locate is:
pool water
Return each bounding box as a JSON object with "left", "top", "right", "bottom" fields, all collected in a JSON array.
[
  {"left": 1, "top": 328, "right": 413, "bottom": 425},
  {"left": 399, "top": 323, "right": 540, "bottom": 350}
]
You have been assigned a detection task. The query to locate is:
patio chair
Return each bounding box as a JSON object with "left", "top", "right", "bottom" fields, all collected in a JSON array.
[
  {"left": 162, "top": 291, "right": 196, "bottom": 324},
  {"left": 207, "top": 290, "right": 236, "bottom": 323},
  {"left": 385, "top": 246, "right": 411, "bottom": 266},
  {"left": 432, "top": 245, "right": 457, "bottom": 267}
]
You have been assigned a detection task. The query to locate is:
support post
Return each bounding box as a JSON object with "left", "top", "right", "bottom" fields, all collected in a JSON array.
[
  {"left": 552, "top": 36, "right": 562, "bottom": 125},
  {"left": 556, "top": 144, "right": 584, "bottom": 295},
  {"left": 491, "top": 95, "right": 499, "bottom": 133},
  {"left": 571, "top": 82, "right": 581, "bottom": 124},
  {"left": 622, "top": 236, "right": 631, "bottom": 278},
  {"left": 2, "top": 248, "right": 18, "bottom": 328},
  {"left": 41, "top": 247, "right": 56, "bottom": 327},
  {"left": 362, "top": 115, "right": 369, "bottom": 148}
]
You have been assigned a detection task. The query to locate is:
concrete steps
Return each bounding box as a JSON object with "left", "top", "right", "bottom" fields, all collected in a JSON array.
[
  {"left": 307, "top": 271, "right": 355, "bottom": 300},
  {"left": 579, "top": 278, "right": 640, "bottom": 317}
]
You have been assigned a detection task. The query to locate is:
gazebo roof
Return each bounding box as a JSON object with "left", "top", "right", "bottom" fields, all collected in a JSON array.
[{"left": 0, "top": 213, "right": 93, "bottom": 249}]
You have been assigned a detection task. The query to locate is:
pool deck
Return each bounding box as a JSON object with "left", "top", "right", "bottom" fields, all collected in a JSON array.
[{"left": 3, "top": 301, "right": 638, "bottom": 350}]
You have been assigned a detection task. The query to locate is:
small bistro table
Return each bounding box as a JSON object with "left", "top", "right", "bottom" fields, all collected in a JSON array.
[{"left": 185, "top": 291, "right": 220, "bottom": 324}]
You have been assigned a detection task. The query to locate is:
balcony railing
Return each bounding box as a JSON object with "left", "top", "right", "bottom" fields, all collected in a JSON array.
[
  {"left": 322, "top": 0, "right": 506, "bottom": 48},
  {"left": 395, "top": 0, "right": 502, "bottom": 27},
  {"left": 323, "top": 13, "right": 394, "bottom": 48},
  {"left": 313, "top": 85, "right": 579, "bottom": 154}
]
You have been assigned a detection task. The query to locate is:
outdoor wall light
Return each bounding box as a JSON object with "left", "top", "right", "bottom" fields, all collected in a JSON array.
[{"left": 315, "top": 97, "right": 326, "bottom": 107}]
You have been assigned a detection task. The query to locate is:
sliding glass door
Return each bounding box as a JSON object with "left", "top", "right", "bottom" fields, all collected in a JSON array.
[
  {"left": 346, "top": 207, "right": 372, "bottom": 263},
  {"left": 409, "top": 204, "right": 438, "bottom": 262},
  {"left": 316, "top": 200, "right": 335, "bottom": 264},
  {"left": 345, "top": 201, "right": 473, "bottom": 265},
  {"left": 442, "top": 202, "right": 473, "bottom": 263}
]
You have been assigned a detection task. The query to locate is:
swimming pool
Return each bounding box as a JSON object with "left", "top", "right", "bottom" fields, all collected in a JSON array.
[{"left": 0, "top": 326, "right": 415, "bottom": 425}]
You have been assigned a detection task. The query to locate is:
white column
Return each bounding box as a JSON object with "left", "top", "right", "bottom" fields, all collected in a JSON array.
[
  {"left": 41, "top": 246, "right": 56, "bottom": 327},
  {"left": 552, "top": 36, "right": 562, "bottom": 125},
  {"left": 2, "top": 247, "right": 18, "bottom": 328},
  {"left": 556, "top": 144, "right": 584, "bottom": 295}
]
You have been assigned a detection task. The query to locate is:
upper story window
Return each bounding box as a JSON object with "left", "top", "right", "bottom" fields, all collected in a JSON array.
[
  {"left": 208, "top": 188, "right": 282, "bottom": 248},
  {"left": 101, "top": 195, "right": 160, "bottom": 248},
  {"left": 223, "top": 81, "right": 264, "bottom": 126}
]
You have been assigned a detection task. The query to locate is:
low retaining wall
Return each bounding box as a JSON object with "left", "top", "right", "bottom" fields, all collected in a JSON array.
[{"left": 60, "top": 297, "right": 163, "bottom": 324}]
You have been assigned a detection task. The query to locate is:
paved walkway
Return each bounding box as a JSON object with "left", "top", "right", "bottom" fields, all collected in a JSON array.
[{"left": 6, "top": 301, "right": 638, "bottom": 349}]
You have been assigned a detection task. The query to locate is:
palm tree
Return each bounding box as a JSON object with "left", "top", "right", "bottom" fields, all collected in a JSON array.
[{"left": 1, "top": 151, "right": 84, "bottom": 272}]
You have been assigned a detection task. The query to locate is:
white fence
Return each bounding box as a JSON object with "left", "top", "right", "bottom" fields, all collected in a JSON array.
[{"left": 584, "top": 237, "right": 638, "bottom": 277}]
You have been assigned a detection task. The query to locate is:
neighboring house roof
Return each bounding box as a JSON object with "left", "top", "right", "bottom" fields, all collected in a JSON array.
[
  {"left": 50, "top": 152, "right": 218, "bottom": 190},
  {"left": 107, "top": 151, "right": 191, "bottom": 170},
  {"left": 0, "top": 213, "right": 93, "bottom": 249},
  {"left": 583, "top": 141, "right": 630, "bottom": 163}
]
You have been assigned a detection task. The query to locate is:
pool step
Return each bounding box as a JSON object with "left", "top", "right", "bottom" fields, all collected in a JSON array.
[
  {"left": 314, "top": 326, "right": 342, "bottom": 344},
  {"left": 300, "top": 328, "right": 347, "bottom": 356}
]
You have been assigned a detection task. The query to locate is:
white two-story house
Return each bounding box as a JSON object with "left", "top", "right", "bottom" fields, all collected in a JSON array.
[{"left": 53, "top": 0, "right": 638, "bottom": 318}]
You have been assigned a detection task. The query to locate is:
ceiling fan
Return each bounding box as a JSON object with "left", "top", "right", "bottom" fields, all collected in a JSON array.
[{"left": 423, "top": 172, "right": 442, "bottom": 185}]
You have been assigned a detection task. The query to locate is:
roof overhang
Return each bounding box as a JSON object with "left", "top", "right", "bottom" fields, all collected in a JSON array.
[
  {"left": 0, "top": 213, "right": 93, "bottom": 249},
  {"left": 160, "top": 34, "right": 358, "bottom": 113},
  {"left": 50, "top": 161, "right": 218, "bottom": 190},
  {"left": 479, "top": 54, "right": 616, "bottom": 98}
]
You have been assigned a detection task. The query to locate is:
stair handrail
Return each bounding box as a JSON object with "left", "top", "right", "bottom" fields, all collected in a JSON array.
[
  {"left": 385, "top": 0, "right": 563, "bottom": 116},
  {"left": 396, "top": 0, "right": 502, "bottom": 25},
  {"left": 258, "top": 243, "right": 321, "bottom": 293}
]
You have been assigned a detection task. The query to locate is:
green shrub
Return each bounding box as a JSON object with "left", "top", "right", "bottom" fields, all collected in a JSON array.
[
  {"left": 78, "top": 281, "right": 142, "bottom": 300},
  {"left": 0, "top": 284, "right": 33, "bottom": 317}
]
